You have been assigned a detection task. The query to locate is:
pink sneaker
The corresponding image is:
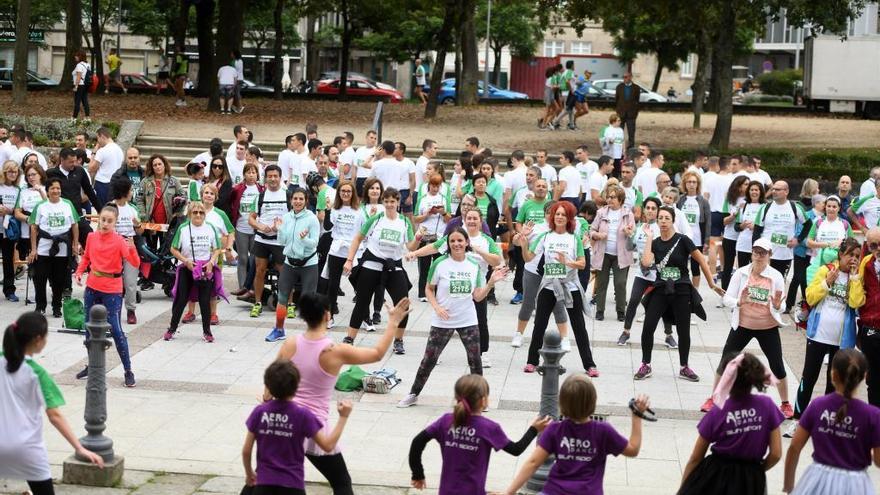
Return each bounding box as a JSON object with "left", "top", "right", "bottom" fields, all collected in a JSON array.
[
  {"left": 203, "top": 332, "right": 215, "bottom": 343},
  {"left": 163, "top": 330, "right": 175, "bottom": 341},
  {"left": 700, "top": 397, "right": 715, "bottom": 413},
  {"left": 523, "top": 364, "right": 537, "bottom": 373},
  {"left": 780, "top": 401, "right": 794, "bottom": 419},
  {"left": 210, "top": 314, "right": 219, "bottom": 325},
  {"left": 182, "top": 312, "right": 196, "bottom": 324},
  {"left": 586, "top": 368, "right": 600, "bottom": 378}
]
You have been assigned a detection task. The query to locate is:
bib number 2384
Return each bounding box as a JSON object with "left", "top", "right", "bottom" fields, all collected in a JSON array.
[{"left": 660, "top": 266, "right": 680, "bottom": 281}]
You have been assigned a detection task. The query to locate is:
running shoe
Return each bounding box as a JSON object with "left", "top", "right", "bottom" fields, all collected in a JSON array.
[
  {"left": 780, "top": 401, "right": 794, "bottom": 419},
  {"left": 665, "top": 334, "right": 679, "bottom": 349},
  {"left": 561, "top": 338, "right": 571, "bottom": 352},
  {"left": 783, "top": 421, "right": 798, "bottom": 438},
  {"left": 265, "top": 328, "right": 286, "bottom": 342},
  {"left": 482, "top": 355, "right": 491, "bottom": 368},
  {"left": 595, "top": 311, "right": 604, "bottom": 321},
  {"left": 203, "top": 332, "right": 215, "bottom": 343},
  {"left": 361, "top": 319, "right": 376, "bottom": 332},
  {"left": 634, "top": 363, "right": 652, "bottom": 380},
  {"left": 487, "top": 294, "right": 498, "bottom": 306},
  {"left": 679, "top": 366, "right": 700, "bottom": 382},
  {"left": 250, "top": 303, "right": 262, "bottom": 318},
  {"left": 586, "top": 368, "right": 600, "bottom": 378},
  {"left": 617, "top": 312, "right": 625, "bottom": 322},
  {"left": 617, "top": 332, "right": 630, "bottom": 346},
  {"left": 418, "top": 297, "right": 427, "bottom": 302},
  {"left": 230, "top": 287, "right": 248, "bottom": 296},
  {"left": 700, "top": 397, "right": 715, "bottom": 413},
  {"left": 182, "top": 312, "right": 196, "bottom": 323},
  {"left": 75, "top": 366, "right": 89, "bottom": 380},
  {"left": 127, "top": 310, "right": 137, "bottom": 325},
  {"left": 124, "top": 371, "right": 136, "bottom": 388},
  {"left": 393, "top": 338, "right": 405, "bottom": 355},
  {"left": 6, "top": 294, "right": 18, "bottom": 302},
  {"left": 163, "top": 329, "right": 175, "bottom": 341},
  {"left": 510, "top": 292, "right": 523, "bottom": 304},
  {"left": 511, "top": 332, "right": 523, "bottom": 348},
  {"left": 342, "top": 336, "right": 354, "bottom": 345},
  {"left": 287, "top": 304, "right": 296, "bottom": 319},
  {"left": 210, "top": 314, "right": 219, "bottom": 325},
  {"left": 372, "top": 311, "right": 382, "bottom": 324},
  {"left": 237, "top": 290, "right": 256, "bottom": 303},
  {"left": 397, "top": 394, "right": 419, "bottom": 408},
  {"left": 328, "top": 317, "right": 335, "bottom": 328},
  {"left": 523, "top": 364, "right": 537, "bottom": 373}
]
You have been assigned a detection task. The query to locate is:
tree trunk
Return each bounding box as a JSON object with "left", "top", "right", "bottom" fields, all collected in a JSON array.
[
  {"left": 305, "top": 14, "right": 319, "bottom": 81},
  {"left": 90, "top": 0, "right": 105, "bottom": 93},
  {"left": 491, "top": 44, "right": 502, "bottom": 86},
  {"left": 254, "top": 43, "right": 263, "bottom": 84},
  {"left": 215, "top": 0, "right": 246, "bottom": 109},
  {"left": 692, "top": 29, "right": 712, "bottom": 129},
  {"left": 12, "top": 0, "right": 31, "bottom": 105},
  {"left": 709, "top": 1, "right": 735, "bottom": 151},
  {"left": 174, "top": 0, "right": 189, "bottom": 52},
  {"left": 272, "top": 0, "right": 284, "bottom": 99},
  {"left": 425, "top": 0, "right": 457, "bottom": 118},
  {"left": 651, "top": 59, "right": 663, "bottom": 92},
  {"left": 60, "top": 0, "right": 83, "bottom": 89},
  {"left": 458, "top": 0, "right": 479, "bottom": 105},
  {"left": 705, "top": 48, "right": 721, "bottom": 113},
  {"left": 195, "top": 0, "right": 215, "bottom": 104},
  {"left": 454, "top": 40, "right": 461, "bottom": 104},
  {"left": 338, "top": 2, "right": 352, "bottom": 101}
]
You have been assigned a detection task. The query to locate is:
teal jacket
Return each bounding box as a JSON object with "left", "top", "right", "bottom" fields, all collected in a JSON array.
[{"left": 278, "top": 208, "right": 320, "bottom": 267}]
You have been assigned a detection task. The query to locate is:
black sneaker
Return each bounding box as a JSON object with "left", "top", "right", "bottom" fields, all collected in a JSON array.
[
  {"left": 342, "top": 336, "right": 354, "bottom": 345},
  {"left": 393, "top": 338, "right": 405, "bottom": 355},
  {"left": 595, "top": 311, "right": 604, "bottom": 321},
  {"left": 372, "top": 311, "right": 381, "bottom": 325},
  {"left": 487, "top": 294, "right": 499, "bottom": 306},
  {"left": 617, "top": 312, "right": 625, "bottom": 322},
  {"left": 124, "top": 371, "right": 136, "bottom": 387},
  {"left": 52, "top": 309, "right": 62, "bottom": 318},
  {"left": 75, "top": 366, "right": 88, "bottom": 380}
]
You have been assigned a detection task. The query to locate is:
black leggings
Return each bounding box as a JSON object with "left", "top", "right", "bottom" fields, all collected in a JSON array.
[
  {"left": 623, "top": 276, "right": 672, "bottom": 334},
  {"left": 324, "top": 255, "right": 346, "bottom": 314},
  {"left": 737, "top": 251, "right": 752, "bottom": 269},
  {"left": 794, "top": 339, "right": 839, "bottom": 419},
  {"left": 1, "top": 237, "right": 16, "bottom": 296},
  {"left": 27, "top": 479, "right": 54, "bottom": 495},
  {"left": 858, "top": 323, "right": 880, "bottom": 407},
  {"left": 511, "top": 244, "right": 525, "bottom": 293},
  {"left": 641, "top": 288, "right": 693, "bottom": 366},
  {"left": 770, "top": 259, "right": 791, "bottom": 279},
  {"left": 33, "top": 255, "right": 69, "bottom": 313},
  {"left": 475, "top": 298, "right": 489, "bottom": 353},
  {"left": 306, "top": 453, "right": 354, "bottom": 495},
  {"left": 73, "top": 85, "right": 90, "bottom": 118},
  {"left": 786, "top": 255, "right": 810, "bottom": 310},
  {"left": 527, "top": 289, "right": 595, "bottom": 370},
  {"left": 416, "top": 242, "right": 439, "bottom": 298},
  {"left": 349, "top": 267, "right": 409, "bottom": 330},
  {"left": 169, "top": 268, "right": 213, "bottom": 334},
  {"left": 246, "top": 485, "right": 305, "bottom": 495},
  {"left": 717, "top": 326, "right": 786, "bottom": 379},
  {"left": 721, "top": 238, "right": 737, "bottom": 290}
]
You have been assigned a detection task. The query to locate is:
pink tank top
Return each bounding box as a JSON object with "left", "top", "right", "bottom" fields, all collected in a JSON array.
[{"left": 291, "top": 333, "right": 337, "bottom": 424}]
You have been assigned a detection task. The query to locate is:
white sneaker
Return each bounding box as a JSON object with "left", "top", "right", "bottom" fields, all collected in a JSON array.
[
  {"left": 561, "top": 338, "right": 571, "bottom": 352},
  {"left": 482, "top": 355, "right": 492, "bottom": 368},
  {"left": 783, "top": 421, "right": 798, "bottom": 438},
  {"left": 511, "top": 332, "right": 523, "bottom": 348},
  {"left": 418, "top": 297, "right": 427, "bottom": 302},
  {"left": 636, "top": 315, "right": 644, "bottom": 323},
  {"left": 691, "top": 320, "right": 697, "bottom": 326},
  {"left": 328, "top": 317, "right": 335, "bottom": 328},
  {"left": 397, "top": 394, "right": 418, "bottom": 408}
]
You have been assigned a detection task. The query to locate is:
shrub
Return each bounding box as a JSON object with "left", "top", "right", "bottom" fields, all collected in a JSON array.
[
  {"left": 743, "top": 94, "right": 794, "bottom": 104},
  {"left": 0, "top": 114, "right": 118, "bottom": 147},
  {"left": 756, "top": 69, "right": 803, "bottom": 96}
]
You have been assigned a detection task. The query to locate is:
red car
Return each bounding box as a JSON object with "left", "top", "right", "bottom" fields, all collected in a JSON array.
[{"left": 316, "top": 78, "right": 403, "bottom": 103}]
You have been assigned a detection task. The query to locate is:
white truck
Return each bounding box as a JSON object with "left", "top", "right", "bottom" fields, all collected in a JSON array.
[{"left": 803, "top": 34, "right": 880, "bottom": 119}]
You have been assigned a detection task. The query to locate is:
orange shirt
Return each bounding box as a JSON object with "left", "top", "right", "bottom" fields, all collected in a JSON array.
[
  {"left": 739, "top": 272, "right": 778, "bottom": 330},
  {"left": 75, "top": 230, "right": 140, "bottom": 294}
]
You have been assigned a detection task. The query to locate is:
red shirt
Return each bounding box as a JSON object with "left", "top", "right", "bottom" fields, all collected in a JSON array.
[
  {"left": 75, "top": 230, "right": 140, "bottom": 294},
  {"left": 152, "top": 179, "right": 167, "bottom": 224}
]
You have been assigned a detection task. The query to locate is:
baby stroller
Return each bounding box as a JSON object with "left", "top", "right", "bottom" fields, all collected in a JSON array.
[{"left": 138, "top": 205, "right": 186, "bottom": 297}]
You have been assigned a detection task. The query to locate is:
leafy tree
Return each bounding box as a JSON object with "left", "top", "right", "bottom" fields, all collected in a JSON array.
[
  {"left": 356, "top": 0, "right": 443, "bottom": 61},
  {"left": 458, "top": 0, "right": 479, "bottom": 105},
  {"left": 13, "top": 0, "right": 32, "bottom": 104},
  {"left": 0, "top": 0, "right": 65, "bottom": 31},
  {"left": 244, "top": 0, "right": 303, "bottom": 84},
  {"left": 475, "top": 0, "right": 544, "bottom": 86},
  {"left": 424, "top": 0, "right": 457, "bottom": 118},
  {"left": 121, "top": 0, "right": 181, "bottom": 49}
]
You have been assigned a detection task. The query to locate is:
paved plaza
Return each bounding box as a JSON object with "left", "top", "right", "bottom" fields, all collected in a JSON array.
[{"left": 1, "top": 261, "right": 878, "bottom": 494}]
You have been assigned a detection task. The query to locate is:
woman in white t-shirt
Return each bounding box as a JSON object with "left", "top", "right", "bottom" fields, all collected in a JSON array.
[
  {"left": 676, "top": 170, "right": 711, "bottom": 287},
  {"left": 719, "top": 176, "right": 749, "bottom": 290},
  {"left": 229, "top": 163, "right": 263, "bottom": 297},
  {"left": 412, "top": 174, "right": 451, "bottom": 300},
  {"left": 0, "top": 160, "right": 21, "bottom": 301},
  {"left": 343, "top": 187, "right": 419, "bottom": 355},
  {"left": 72, "top": 50, "right": 90, "bottom": 119},
  {"left": 321, "top": 180, "right": 360, "bottom": 325},
  {"left": 396, "top": 228, "right": 508, "bottom": 408},
  {"left": 356, "top": 177, "right": 386, "bottom": 327},
  {"left": 14, "top": 164, "right": 46, "bottom": 275},
  {"left": 108, "top": 178, "right": 144, "bottom": 324},
  {"left": 164, "top": 201, "right": 223, "bottom": 342},
  {"left": 806, "top": 195, "right": 852, "bottom": 256},
  {"left": 734, "top": 181, "right": 767, "bottom": 268}
]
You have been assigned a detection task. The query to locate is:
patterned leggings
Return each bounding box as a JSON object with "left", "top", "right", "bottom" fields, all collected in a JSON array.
[{"left": 410, "top": 325, "right": 482, "bottom": 396}]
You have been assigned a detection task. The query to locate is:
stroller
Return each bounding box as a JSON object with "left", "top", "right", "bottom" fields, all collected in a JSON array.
[{"left": 138, "top": 214, "right": 183, "bottom": 298}]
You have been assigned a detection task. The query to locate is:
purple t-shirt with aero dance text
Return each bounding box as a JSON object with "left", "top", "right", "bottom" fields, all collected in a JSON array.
[
  {"left": 537, "top": 419, "right": 628, "bottom": 495},
  {"left": 798, "top": 393, "right": 880, "bottom": 470},
  {"left": 245, "top": 400, "right": 323, "bottom": 489},
  {"left": 425, "top": 412, "right": 511, "bottom": 495},
  {"left": 697, "top": 394, "right": 784, "bottom": 461}
]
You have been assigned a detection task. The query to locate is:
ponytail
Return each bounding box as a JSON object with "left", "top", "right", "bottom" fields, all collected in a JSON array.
[
  {"left": 3, "top": 312, "right": 49, "bottom": 373},
  {"left": 452, "top": 374, "right": 489, "bottom": 428},
  {"left": 831, "top": 349, "right": 868, "bottom": 424}
]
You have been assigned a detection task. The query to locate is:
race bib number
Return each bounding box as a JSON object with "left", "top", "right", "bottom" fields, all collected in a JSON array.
[
  {"left": 747, "top": 286, "right": 769, "bottom": 303},
  {"left": 47, "top": 213, "right": 66, "bottom": 228},
  {"left": 659, "top": 266, "right": 681, "bottom": 281},
  {"left": 544, "top": 262, "right": 566, "bottom": 278},
  {"left": 770, "top": 233, "right": 788, "bottom": 246},
  {"left": 816, "top": 230, "right": 840, "bottom": 243},
  {"left": 449, "top": 279, "right": 473, "bottom": 297},
  {"left": 829, "top": 282, "right": 847, "bottom": 300},
  {"left": 686, "top": 213, "right": 697, "bottom": 225},
  {"left": 379, "top": 228, "right": 401, "bottom": 244}
]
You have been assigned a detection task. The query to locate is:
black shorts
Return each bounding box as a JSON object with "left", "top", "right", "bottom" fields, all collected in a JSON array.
[
  {"left": 252, "top": 241, "right": 285, "bottom": 266},
  {"left": 710, "top": 211, "right": 725, "bottom": 237},
  {"left": 399, "top": 189, "right": 413, "bottom": 213}
]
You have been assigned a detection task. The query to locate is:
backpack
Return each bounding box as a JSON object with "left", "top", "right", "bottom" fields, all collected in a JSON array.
[
  {"left": 759, "top": 200, "right": 799, "bottom": 225},
  {"left": 62, "top": 296, "right": 85, "bottom": 331},
  {"left": 257, "top": 188, "right": 294, "bottom": 215},
  {"left": 334, "top": 365, "right": 368, "bottom": 392},
  {"left": 362, "top": 368, "right": 401, "bottom": 394}
]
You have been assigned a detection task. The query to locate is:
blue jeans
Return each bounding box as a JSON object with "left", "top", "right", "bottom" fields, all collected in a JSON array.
[
  {"left": 94, "top": 181, "right": 110, "bottom": 206},
  {"left": 84, "top": 287, "right": 132, "bottom": 372}
]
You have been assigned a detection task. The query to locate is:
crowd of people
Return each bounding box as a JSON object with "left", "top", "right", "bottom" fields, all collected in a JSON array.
[{"left": 0, "top": 119, "right": 879, "bottom": 494}]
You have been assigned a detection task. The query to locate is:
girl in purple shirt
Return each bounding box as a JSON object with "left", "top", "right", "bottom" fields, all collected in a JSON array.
[
  {"left": 408, "top": 374, "right": 549, "bottom": 494},
  {"left": 679, "top": 352, "right": 784, "bottom": 495},
  {"left": 503, "top": 375, "right": 650, "bottom": 495},
  {"left": 783, "top": 349, "right": 880, "bottom": 495}
]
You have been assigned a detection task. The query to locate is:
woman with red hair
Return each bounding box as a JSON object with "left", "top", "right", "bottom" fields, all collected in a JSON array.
[{"left": 518, "top": 200, "right": 598, "bottom": 376}]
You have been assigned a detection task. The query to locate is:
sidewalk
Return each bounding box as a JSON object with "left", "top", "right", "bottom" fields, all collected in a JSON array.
[{"left": 1, "top": 262, "right": 878, "bottom": 494}]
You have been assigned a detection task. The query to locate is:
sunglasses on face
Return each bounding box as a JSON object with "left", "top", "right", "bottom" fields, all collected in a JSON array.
[
  {"left": 191, "top": 211, "right": 206, "bottom": 216},
  {"left": 212, "top": 164, "right": 223, "bottom": 169}
]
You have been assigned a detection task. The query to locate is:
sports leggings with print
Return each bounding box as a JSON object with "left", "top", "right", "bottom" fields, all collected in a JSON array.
[{"left": 410, "top": 326, "right": 482, "bottom": 396}]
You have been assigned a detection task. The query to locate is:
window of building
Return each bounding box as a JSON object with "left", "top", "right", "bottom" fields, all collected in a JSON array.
[
  {"left": 569, "top": 41, "right": 592, "bottom": 55},
  {"left": 680, "top": 53, "right": 696, "bottom": 78},
  {"left": 543, "top": 41, "right": 564, "bottom": 57}
]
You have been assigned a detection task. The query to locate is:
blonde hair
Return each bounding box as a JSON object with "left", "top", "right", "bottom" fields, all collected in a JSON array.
[
  {"left": 200, "top": 183, "right": 219, "bottom": 199},
  {"left": 800, "top": 178, "right": 819, "bottom": 200},
  {"left": 603, "top": 184, "right": 625, "bottom": 204},
  {"left": 609, "top": 113, "right": 621, "bottom": 124},
  {"left": 188, "top": 201, "right": 207, "bottom": 216},
  {"left": 680, "top": 170, "right": 702, "bottom": 195},
  {"left": 1, "top": 160, "right": 20, "bottom": 186},
  {"left": 662, "top": 186, "right": 680, "bottom": 203}
]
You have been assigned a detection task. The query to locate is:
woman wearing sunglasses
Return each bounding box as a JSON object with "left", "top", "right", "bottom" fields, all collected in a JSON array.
[{"left": 206, "top": 156, "right": 233, "bottom": 219}]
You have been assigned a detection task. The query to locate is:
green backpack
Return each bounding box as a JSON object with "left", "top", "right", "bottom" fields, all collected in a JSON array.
[
  {"left": 62, "top": 297, "right": 85, "bottom": 331},
  {"left": 335, "top": 365, "right": 368, "bottom": 392}
]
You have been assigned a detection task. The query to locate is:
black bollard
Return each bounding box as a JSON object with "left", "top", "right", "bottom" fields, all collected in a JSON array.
[
  {"left": 78, "top": 304, "right": 115, "bottom": 461},
  {"left": 524, "top": 328, "right": 567, "bottom": 493}
]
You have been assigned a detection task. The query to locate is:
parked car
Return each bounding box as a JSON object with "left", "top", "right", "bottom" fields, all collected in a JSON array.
[
  {"left": 182, "top": 78, "right": 273, "bottom": 95},
  {"left": 318, "top": 71, "right": 396, "bottom": 91},
  {"left": 580, "top": 84, "right": 615, "bottom": 102},
  {"left": 436, "top": 79, "right": 528, "bottom": 104},
  {"left": 0, "top": 68, "right": 59, "bottom": 90},
  {"left": 105, "top": 72, "right": 157, "bottom": 93},
  {"left": 591, "top": 79, "right": 669, "bottom": 103},
  {"left": 316, "top": 78, "right": 403, "bottom": 102}
]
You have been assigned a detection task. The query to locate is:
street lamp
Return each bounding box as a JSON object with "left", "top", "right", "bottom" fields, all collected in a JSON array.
[{"left": 482, "top": 0, "right": 491, "bottom": 99}]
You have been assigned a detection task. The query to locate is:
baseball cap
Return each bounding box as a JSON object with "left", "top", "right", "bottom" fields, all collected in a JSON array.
[{"left": 753, "top": 238, "right": 772, "bottom": 252}]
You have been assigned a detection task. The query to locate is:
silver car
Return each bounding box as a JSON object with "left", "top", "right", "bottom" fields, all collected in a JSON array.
[{"left": 591, "top": 79, "right": 669, "bottom": 103}]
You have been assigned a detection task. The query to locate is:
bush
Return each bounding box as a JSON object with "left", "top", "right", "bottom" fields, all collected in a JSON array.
[
  {"left": 0, "top": 114, "right": 118, "bottom": 147},
  {"left": 756, "top": 69, "right": 803, "bottom": 96},
  {"left": 743, "top": 94, "right": 794, "bottom": 104}
]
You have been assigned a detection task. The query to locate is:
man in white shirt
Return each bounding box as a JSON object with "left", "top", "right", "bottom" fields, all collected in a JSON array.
[
  {"left": 619, "top": 161, "right": 643, "bottom": 218},
  {"left": 750, "top": 156, "right": 772, "bottom": 189},
  {"left": 74, "top": 131, "right": 93, "bottom": 159},
  {"left": 278, "top": 133, "right": 307, "bottom": 186},
  {"left": 465, "top": 136, "right": 481, "bottom": 155},
  {"left": 225, "top": 125, "right": 249, "bottom": 161},
  {"left": 11, "top": 131, "right": 48, "bottom": 170},
  {"left": 393, "top": 141, "right": 417, "bottom": 220},
  {"left": 191, "top": 137, "right": 223, "bottom": 168},
  {"left": 338, "top": 131, "right": 356, "bottom": 180},
  {"left": 753, "top": 180, "right": 806, "bottom": 278},
  {"left": 414, "top": 139, "right": 437, "bottom": 191},
  {"left": 297, "top": 139, "right": 322, "bottom": 186},
  {"left": 353, "top": 129, "right": 378, "bottom": 196},
  {"left": 367, "top": 140, "right": 400, "bottom": 192},
  {"left": 555, "top": 150, "right": 582, "bottom": 207},
  {"left": 217, "top": 62, "right": 238, "bottom": 114},
  {"left": 226, "top": 139, "right": 248, "bottom": 184},
  {"left": 0, "top": 124, "right": 14, "bottom": 164},
  {"left": 860, "top": 166, "right": 880, "bottom": 199},
  {"left": 589, "top": 155, "right": 614, "bottom": 205},
  {"left": 637, "top": 142, "right": 652, "bottom": 169},
  {"left": 89, "top": 126, "right": 124, "bottom": 204},
  {"left": 635, "top": 150, "right": 665, "bottom": 197},
  {"left": 575, "top": 145, "right": 598, "bottom": 201},
  {"left": 703, "top": 156, "right": 733, "bottom": 278},
  {"left": 535, "top": 149, "right": 557, "bottom": 183}
]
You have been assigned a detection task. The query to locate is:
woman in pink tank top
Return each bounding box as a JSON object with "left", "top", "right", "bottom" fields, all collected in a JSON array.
[{"left": 269, "top": 292, "right": 411, "bottom": 495}]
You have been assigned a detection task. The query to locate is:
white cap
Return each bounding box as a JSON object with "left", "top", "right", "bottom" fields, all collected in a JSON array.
[{"left": 753, "top": 238, "right": 772, "bottom": 252}]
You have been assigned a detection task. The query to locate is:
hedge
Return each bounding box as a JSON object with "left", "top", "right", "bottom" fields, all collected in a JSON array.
[
  {"left": 756, "top": 69, "right": 803, "bottom": 96},
  {"left": 662, "top": 147, "right": 878, "bottom": 182},
  {"left": 0, "top": 114, "right": 119, "bottom": 147}
]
